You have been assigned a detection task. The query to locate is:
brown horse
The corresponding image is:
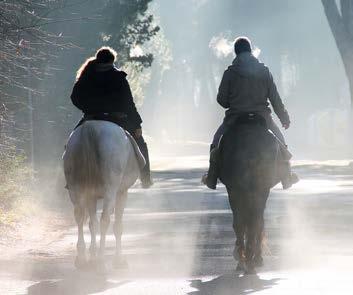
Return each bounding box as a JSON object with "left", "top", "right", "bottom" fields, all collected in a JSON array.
[
  {"left": 219, "top": 113, "right": 278, "bottom": 274},
  {"left": 63, "top": 120, "right": 140, "bottom": 270}
]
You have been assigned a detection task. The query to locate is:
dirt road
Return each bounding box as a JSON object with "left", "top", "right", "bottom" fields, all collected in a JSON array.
[{"left": 1, "top": 160, "right": 353, "bottom": 294}]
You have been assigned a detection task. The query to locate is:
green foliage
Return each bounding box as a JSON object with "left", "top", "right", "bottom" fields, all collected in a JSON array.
[
  {"left": 103, "top": 0, "right": 160, "bottom": 67},
  {"left": 97, "top": 0, "right": 160, "bottom": 102}
]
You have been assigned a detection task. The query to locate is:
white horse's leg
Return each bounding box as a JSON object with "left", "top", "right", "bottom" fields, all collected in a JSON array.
[
  {"left": 88, "top": 198, "right": 98, "bottom": 262},
  {"left": 113, "top": 190, "right": 128, "bottom": 268},
  {"left": 74, "top": 203, "right": 86, "bottom": 269},
  {"left": 99, "top": 192, "right": 115, "bottom": 260}
]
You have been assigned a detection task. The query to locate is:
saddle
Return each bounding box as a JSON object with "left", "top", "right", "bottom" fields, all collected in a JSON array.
[
  {"left": 73, "top": 112, "right": 146, "bottom": 170},
  {"left": 233, "top": 112, "right": 268, "bottom": 128},
  {"left": 222, "top": 113, "right": 292, "bottom": 160},
  {"left": 75, "top": 112, "right": 128, "bottom": 129}
]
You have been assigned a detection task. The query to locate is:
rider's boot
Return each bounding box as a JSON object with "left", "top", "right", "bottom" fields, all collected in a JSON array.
[
  {"left": 135, "top": 136, "right": 153, "bottom": 188},
  {"left": 274, "top": 141, "right": 299, "bottom": 190},
  {"left": 202, "top": 144, "right": 219, "bottom": 190},
  {"left": 280, "top": 160, "right": 299, "bottom": 190}
]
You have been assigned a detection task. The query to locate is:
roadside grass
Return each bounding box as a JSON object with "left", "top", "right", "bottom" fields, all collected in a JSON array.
[{"left": 0, "top": 149, "right": 37, "bottom": 230}]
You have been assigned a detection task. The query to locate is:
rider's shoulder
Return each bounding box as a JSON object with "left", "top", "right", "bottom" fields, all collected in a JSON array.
[{"left": 112, "top": 67, "right": 128, "bottom": 79}]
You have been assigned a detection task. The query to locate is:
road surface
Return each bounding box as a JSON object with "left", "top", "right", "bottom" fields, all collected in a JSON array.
[{"left": 0, "top": 158, "right": 353, "bottom": 294}]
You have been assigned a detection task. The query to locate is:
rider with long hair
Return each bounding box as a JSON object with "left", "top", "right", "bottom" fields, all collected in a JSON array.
[{"left": 70, "top": 47, "right": 153, "bottom": 188}]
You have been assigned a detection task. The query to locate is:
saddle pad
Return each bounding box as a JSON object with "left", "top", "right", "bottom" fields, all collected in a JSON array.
[{"left": 125, "top": 131, "right": 146, "bottom": 169}]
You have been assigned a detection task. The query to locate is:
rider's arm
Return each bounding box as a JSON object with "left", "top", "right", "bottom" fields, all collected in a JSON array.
[
  {"left": 217, "top": 70, "right": 231, "bottom": 108},
  {"left": 120, "top": 77, "right": 143, "bottom": 130},
  {"left": 267, "top": 71, "right": 290, "bottom": 128},
  {"left": 70, "top": 80, "right": 84, "bottom": 111}
]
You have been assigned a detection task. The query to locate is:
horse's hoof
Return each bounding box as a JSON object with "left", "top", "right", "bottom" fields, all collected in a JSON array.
[
  {"left": 74, "top": 256, "right": 88, "bottom": 270},
  {"left": 96, "top": 261, "right": 107, "bottom": 275},
  {"left": 244, "top": 268, "right": 257, "bottom": 275},
  {"left": 233, "top": 250, "right": 239, "bottom": 261},
  {"left": 254, "top": 255, "right": 264, "bottom": 267},
  {"left": 113, "top": 256, "right": 128, "bottom": 269},
  {"left": 244, "top": 268, "right": 257, "bottom": 276},
  {"left": 235, "top": 262, "right": 245, "bottom": 272},
  {"left": 87, "top": 258, "right": 99, "bottom": 269}
]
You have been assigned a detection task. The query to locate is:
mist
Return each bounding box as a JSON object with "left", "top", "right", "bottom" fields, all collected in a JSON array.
[
  {"left": 140, "top": 0, "right": 351, "bottom": 160},
  {"left": 1, "top": 0, "right": 353, "bottom": 294}
]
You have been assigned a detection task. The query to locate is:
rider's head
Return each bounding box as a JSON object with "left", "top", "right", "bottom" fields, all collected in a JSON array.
[
  {"left": 95, "top": 46, "right": 117, "bottom": 64},
  {"left": 76, "top": 47, "right": 117, "bottom": 81},
  {"left": 234, "top": 36, "right": 252, "bottom": 55}
]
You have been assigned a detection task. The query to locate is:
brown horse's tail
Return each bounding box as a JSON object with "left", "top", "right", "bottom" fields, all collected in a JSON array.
[{"left": 64, "top": 123, "right": 104, "bottom": 193}]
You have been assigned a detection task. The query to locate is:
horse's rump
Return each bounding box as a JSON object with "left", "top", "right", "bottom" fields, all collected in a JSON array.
[
  {"left": 219, "top": 122, "right": 278, "bottom": 190},
  {"left": 64, "top": 120, "right": 136, "bottom": 196},
  {"left": 64, "top": 122, "right": 105, "bottom": 194}
]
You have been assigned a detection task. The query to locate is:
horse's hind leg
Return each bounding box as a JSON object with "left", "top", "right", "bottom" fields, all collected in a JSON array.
[
  {"left": 74, "top": 203, "right": 87, "bottom": 269},
  {"left": 254, "top": 212, "right": 265, "bottom": 267},
  {"left": 245, "top": 195, "right": 266, "bottom": 274},
  {"left": 227, "top": 189, "right": 246, "bottom": 271},
  {"left": 235, "top": 217, "right": 246, "bottom": 272},
  {"left": 113, "top": 190, "right": 128, "bottom": 269},
  {"left": 88, "top": 198, "right": 98, "bottom": 263},
  {"left": 254, "top": 190, "right": 269, "bottom": 267},
  {"left": 245, "top": 215, "right": 257, "bottom": 274},
  {"left": 99, "top": 192, "right": 115, "bottom": 263}
]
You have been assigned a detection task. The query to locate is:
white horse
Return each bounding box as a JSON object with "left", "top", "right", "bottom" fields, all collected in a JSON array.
[{"left": 63, "top": 120, "right": 140, "bottom": 269}]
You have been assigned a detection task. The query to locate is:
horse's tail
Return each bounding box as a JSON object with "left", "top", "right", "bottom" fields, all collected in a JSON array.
[{"left": 67, "top": 123, "right": 104, "bottom": 192}]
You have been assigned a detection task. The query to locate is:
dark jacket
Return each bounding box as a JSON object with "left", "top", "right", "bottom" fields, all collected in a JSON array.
[
  {"left": 217, "top": 52, "right": 290, "bottom": 127},
  {"left": 71, "top": 63, "right": 142, "bottom": 130}
]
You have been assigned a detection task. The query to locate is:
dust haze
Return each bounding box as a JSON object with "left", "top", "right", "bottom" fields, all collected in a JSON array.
[{"left": 1, "top": 0, "right": 353, "bottom": 294}]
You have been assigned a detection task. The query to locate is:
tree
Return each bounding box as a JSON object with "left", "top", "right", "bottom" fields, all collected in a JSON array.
[
  {"left": 0, "top": 0, "right": 70, "bottom": 165},
  {"left": 0, "top": 1, "right": 70, "bottom": 103},
  {"left": 322, "top": 0, "right": 353, "bottom": 107},
  {"left": 27, "top": 0, "right": 160, "bottom": 168}
]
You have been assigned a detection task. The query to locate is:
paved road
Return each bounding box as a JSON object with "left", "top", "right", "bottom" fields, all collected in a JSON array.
[{"left": 1, "top": 160, "right": 353, "bottom": 294}]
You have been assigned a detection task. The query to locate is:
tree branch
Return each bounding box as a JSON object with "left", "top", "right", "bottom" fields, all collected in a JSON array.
[{"left": 322, "top": 0, "right": 353, "bottom": 61}]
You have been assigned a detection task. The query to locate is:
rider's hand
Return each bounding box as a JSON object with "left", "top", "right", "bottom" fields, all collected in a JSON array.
[
  {"left": 134, "top": 128, "right": 142, "bottom": 138},
  {"left": 282, "top": 123, "right": 290, "bottom": 130}
]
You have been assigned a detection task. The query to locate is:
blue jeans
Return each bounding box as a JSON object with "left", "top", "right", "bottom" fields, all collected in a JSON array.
[{"left": 212, "top": 115, "right": 285, "bottom": 148}]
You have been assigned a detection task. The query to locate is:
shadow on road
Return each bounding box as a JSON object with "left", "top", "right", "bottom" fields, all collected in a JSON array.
[
  {"left": 27, "top": 271, "right": 128, "bottom": 295},
  {"left": 188, "top": 273, "right": 281, "bottom": 295}
]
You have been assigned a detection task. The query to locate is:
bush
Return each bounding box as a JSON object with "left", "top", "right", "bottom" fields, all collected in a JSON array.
[{"left": 0, "top": 146, "right": 33, "bottom": 227}]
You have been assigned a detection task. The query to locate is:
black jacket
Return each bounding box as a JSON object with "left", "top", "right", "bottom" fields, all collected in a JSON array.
[{"left": 71, "top": 65, "right": 142, "bottom": 130}]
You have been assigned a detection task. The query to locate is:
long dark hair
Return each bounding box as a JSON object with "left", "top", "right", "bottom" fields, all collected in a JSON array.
[
  {"left": 75, "top": 46, "right": 117, "bottom": 81},
  {"left": 75, "top": 57, "right": 96, "bottom": 81}
]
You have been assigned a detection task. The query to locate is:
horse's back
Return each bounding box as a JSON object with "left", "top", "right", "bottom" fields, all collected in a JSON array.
[
  {"left": 220, "top": 124, "right": 278, "bottom": 191},
  {"left": 64, "top": 121, "right": 138, "bottom": 195}
]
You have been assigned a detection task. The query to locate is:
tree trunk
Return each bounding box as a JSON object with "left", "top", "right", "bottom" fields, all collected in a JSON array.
[{"left": 322, "top": 0, "right": 353, "bottom": 108}]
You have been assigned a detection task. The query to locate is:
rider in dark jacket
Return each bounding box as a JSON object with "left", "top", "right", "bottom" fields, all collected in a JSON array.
[
  {"left": 203, "top": 37, "right": 298, "bottom": 190},
  {"left": 70, "top": 47, "right": 152, "bottom": 188}
]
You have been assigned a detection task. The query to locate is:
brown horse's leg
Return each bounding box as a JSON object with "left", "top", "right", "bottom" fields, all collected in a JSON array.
[
  {"left": 245, "top": 210, "right": 257, "bottom": 274},
  {"left": 254, "top": 189, "right": 269, "bottom": 267},
  {"left": 228, "top": 189, "right": 246, "bottom": 271},
  {"left": 113, "top": 190, "right": 128, "bottom": 269},
  {"left": 235, "top": 226, "right": 246, "bottom": 272},
  {"left": 241, "top": 190, "right": 260, "bottom": 274},
  {"left": 254, "top": 212, "right": 265, "bottom": 267},
  {"left": 245, "top": 189, "right": 269, "bottom": 274}
]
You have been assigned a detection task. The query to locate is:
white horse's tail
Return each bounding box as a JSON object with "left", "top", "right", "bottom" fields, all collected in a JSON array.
[{"left": 65, "top": 123, "right": 104, "bottom": 192}]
